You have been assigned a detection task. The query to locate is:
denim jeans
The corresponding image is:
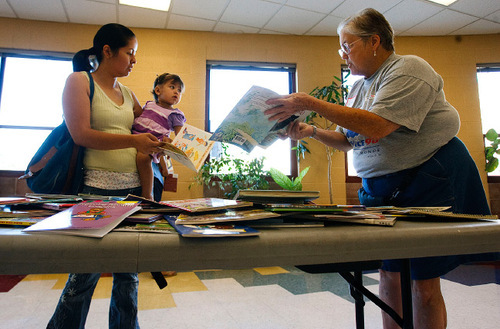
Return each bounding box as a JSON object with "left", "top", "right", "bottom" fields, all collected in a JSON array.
[
  {"left": 358, "top": 137, "right": 499, "bottom": 279},
  {"left": 47, "top": 185, "right": 142, "bottom": 329},
  {"left": 46, "top": 273, "right": 139, "bottom": 329}
]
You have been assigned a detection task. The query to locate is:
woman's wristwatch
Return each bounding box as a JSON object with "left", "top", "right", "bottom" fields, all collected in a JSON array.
[{"left": 310, "top": 125, "right": 317, "bottom": 138}]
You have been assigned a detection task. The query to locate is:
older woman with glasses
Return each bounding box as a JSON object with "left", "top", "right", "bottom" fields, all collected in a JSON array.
[{"left": 266, "top": 7, "right": 498, "bottom": 329}]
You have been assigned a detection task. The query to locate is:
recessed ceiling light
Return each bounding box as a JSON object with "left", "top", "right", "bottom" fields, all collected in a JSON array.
[
  {"left": 426, "top": 0, "right": 458, "bottom": 5},
  {"left": 119, "top": 0, "right": 171, "bottom": 12}
]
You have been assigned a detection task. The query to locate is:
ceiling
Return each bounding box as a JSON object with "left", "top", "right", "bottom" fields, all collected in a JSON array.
[{"left": 1, "top": 0, "right": 499, "bottom": 36}]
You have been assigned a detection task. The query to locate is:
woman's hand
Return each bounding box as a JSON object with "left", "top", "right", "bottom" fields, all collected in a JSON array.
[
  {"left": 265, "top": 92, "right": 315, "bottom": 122},
  {"left": 161, "top": 136, "right": 173, "bottom": 143},
  {"left": 133, "top": 133, "right": 162, "bottom": 155},
  {"left": 287, "top": 121, "right": 314, "bottom": 140}
]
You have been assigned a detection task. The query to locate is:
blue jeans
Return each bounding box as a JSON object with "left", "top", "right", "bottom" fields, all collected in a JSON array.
[
  {"left": 47, "top": 185, "right": 142, "bottom": 329},
  {"left": 47, "top": 273, "right": 139, "bottom": 329}
]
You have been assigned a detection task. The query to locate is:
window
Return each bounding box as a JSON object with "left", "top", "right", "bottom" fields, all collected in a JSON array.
[
  {"left": 206, "top": 61, "right": 297, "bottom": 175},
  {"left": 0, "top": 52, "right": 73, "bottom": 171},
  {"left": 477, "top": 64, "right": 500, "bottom": 179},
  {"left": 341, "top": 66, "right": 363, "bottom": 180}
]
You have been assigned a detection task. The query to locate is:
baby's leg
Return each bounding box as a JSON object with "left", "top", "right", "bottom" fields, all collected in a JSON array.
[{"left": 136, "top": 153, "right": 154, "bottom": 200}]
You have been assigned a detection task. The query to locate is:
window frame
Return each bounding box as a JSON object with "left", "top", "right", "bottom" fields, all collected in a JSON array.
[
  {"left": 340, "top": 65, "right": 361, "bottom": 183},
  {"left": 205, "top": 61, "right": 299, "bottom": 177},
  {"left": 0, "top": 49, "right": 73, "bottom": 175},
  {"left": 477, "top": 63, "right": 500, "bottom": 183}
]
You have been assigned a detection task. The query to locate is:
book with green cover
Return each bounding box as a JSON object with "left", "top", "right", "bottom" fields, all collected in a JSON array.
[{"left": 114, "top": 219, "right": 176, "bottom": 234}]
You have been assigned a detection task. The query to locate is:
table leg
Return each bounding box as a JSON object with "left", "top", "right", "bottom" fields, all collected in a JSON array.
[{"left": 400, "top": 259, "right": 414, "bottom": 329}]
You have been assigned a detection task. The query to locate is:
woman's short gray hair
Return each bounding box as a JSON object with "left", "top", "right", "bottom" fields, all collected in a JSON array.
[{"left": 337, "top": 8, "right": 395, "bottom": 51}]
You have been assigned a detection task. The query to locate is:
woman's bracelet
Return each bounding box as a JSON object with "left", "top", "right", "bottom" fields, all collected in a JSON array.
[{"left": 310, "top": 125, "right": 317, "bottom": 138}]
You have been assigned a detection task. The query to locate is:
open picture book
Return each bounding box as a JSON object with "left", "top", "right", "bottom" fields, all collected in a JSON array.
[
  {"left": 209, "top": 85, "right": 310, "bottom": 153},
  {"left": 159, "top": 123, "right": 215, "bottom": 172}
]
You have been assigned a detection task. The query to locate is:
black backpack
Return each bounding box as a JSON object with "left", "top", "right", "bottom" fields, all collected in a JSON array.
[{"left": 19, "top": 72, "right": 94, "bottom": 195}]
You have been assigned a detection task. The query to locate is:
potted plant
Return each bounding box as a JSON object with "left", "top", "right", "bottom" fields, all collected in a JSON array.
[
  {"left": 485, "top": 128, "right": 500, "bottom": 172},
  {"left": 192, "top": 143, "right": 270, "bottom": 199}
]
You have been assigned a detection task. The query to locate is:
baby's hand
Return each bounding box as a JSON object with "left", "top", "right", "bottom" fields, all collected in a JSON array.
[{"left": 162, "top": 136, "right": 173, "bottom": 143}]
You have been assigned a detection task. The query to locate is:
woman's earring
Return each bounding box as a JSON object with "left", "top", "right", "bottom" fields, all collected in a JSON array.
[{"left": 374, "top": 51, "right": 377, "bottom": 57}]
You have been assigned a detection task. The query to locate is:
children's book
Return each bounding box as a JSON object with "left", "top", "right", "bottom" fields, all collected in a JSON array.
[
  {"left": 123, "top": 213, "right": 163, "bottom": 224},
  {"left": 314, "top": 212, "right": 396, "bottom": 227},
  {"left": 23, "top": 200, "right": 141, "bottom": 238},
  {"left": 209, "top": 85, "right": 310, "bottom": 153},
  {"left": 161, "top": 198, "right": 253, "bottom": 213},
  {"left": 165, "top": 216, "right": 260, "bottom": 238},
  {"left": 235, "top": 189, "right": 320, "bottom": 204},
  {"left": 158, "top": 123, "right": 215, "bottom": 172},
  {"left": 42, "top": 202, "right": 79, "bottom": 210},
  {"left": 375, "top": 207, "right": 499, "bottom": 221},
  {"left": 175, "top": 208, "right": 280, "bottom": 225},
  {"left": 114, "top": 218, "right": 176, "bottom": 234},
  {"left": 0, "top": 216, "right": 46, "bottom": 227},
  {"left": 0, "top": 197, "right": 34, "bottom": 205},
  {"left": 264, "top": 204, "right": 349, "bottom": 213},
  {"left": 123, "top": 194, "right": 181, "bottom": 213},
  {"left": 0, "top": 209, "right": 56, "bottom": 218}
]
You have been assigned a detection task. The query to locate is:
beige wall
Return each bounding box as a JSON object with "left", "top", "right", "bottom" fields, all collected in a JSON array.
[{"left": 1, "top": 18, "right": 499, "bottom": 203}]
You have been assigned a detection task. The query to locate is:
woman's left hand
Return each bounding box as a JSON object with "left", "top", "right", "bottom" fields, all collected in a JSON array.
[
  {"left": 133, "top": 133, "right": 162, "bottom": 155},
  {"left": 265, "top": 92, "right": 314, "bottom": 122}
]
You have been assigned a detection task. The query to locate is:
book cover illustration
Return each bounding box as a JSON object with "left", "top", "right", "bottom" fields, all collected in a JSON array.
[
  {"left": 209, "top": 85, "right": 309, "bottom": 153},
  {"left": 23, "top": 200, "right": 141, "bottom": 238},
  {"left": 159, "top": 123, "right": 215, "bottom": 172},
  {"left": 175, "top": 208, "right": 280, "bottom": 225},
  {"left": 114, "top": 218, "right": 176, "bottom": 234},
  {"left": 165, "top": 216, "right": 260, "bottom": 238},
  {"left": 161, "top": 198, "right": 253, "bottom": 213}
]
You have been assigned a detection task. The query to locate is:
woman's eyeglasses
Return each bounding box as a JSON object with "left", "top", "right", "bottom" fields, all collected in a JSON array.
[{"left": 338, "top": 38, "right": 362, "bottom": 58}]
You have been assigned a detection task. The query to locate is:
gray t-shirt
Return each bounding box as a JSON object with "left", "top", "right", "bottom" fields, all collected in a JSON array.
[{"left": 337, "top": 53, "right": 460, "bottom": 178}]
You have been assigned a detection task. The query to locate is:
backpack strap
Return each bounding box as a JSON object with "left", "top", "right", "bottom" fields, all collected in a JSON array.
[{"left": 86, "top": 71, "right": 94, "bottom": 103}]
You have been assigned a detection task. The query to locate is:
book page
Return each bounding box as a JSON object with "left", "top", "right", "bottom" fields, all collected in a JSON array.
[
  {"left": 160, "top": 123, "right": 215, "bottom": 172},
  {"left": 210, "top": 86, "right": 307, "bottom": 152}
]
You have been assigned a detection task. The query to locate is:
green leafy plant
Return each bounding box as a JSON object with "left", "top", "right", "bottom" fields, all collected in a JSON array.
[
  {"left": 192, "top": 143, "right": 270, "bottom": 199},
  {"left": 269, "top": 166, "right": 310, "bottom": 191},
  {"left": 485, "top": 128, "right": 500, "bottom": 172}
]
